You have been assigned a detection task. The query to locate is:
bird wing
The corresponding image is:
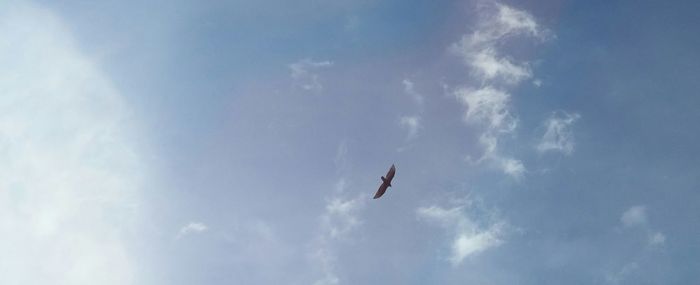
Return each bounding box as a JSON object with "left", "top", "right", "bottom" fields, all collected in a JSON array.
[
  {"left": 386, "top": 164, "right": 396, "bottom": 181},
  {"left": 373, "top": 183, "right": 389, "bottom": 199}
]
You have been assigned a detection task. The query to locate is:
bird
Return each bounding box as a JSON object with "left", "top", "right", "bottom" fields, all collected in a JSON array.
[{"left": 373, "top": 164, "right": 396, "bottom": 199}]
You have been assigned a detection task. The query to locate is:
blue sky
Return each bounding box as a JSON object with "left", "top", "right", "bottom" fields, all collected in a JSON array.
[{"left": 2, "top": 0, "right": 700, "bottom": 284}]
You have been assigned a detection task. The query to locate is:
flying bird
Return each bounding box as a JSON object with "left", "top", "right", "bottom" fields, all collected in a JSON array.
[{"left": 373, "top": 164, "right": 396, "bottom": 199}]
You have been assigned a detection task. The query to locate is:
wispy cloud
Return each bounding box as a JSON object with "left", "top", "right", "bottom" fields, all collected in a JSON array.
[
  {"left": 402, "top": 79, "right": 424, "bottom": 106},
  {"left": 456, "top": 86, "right": 517, "bottom": 133},
  {"left": 311, "top": 191, "right": 366, "bottom": 285},
  {"left": 620, "top": 205, "right": 666, "bottom": 247},
  {"left": 289, "top": 58, "right": 333, "bottom": 92},
  {"left": 400, "top": 116, "right": 422, "bottom": 140},
  {"left": 621, "top": 205, "right": 647, "bottom": 228},
  {"left": 537, "top": 111, "right": 581, "bottom": 155},
  {"left": 177, "top": 222, "right": 208, "bottom": 238},
  {"left": 334, "top": 140, "right": 350, "bottom": 173},
  {"left": 417, "top": 197, "right": 509, "bottom": 266},
  {"left": 0, "top": 3, "right": 143, "bottom": 284},
  {"left": 451, "top": 1, "right": 549, "bottom": 178},
  {"left": 450, "top": 2, "right": 547, "bottom": 85},
  {"left": 310, "top": 142, "right": 366, "bottom": 284},
  {"left": 607, "top": 205, "right": 667, "bottom": 283}
]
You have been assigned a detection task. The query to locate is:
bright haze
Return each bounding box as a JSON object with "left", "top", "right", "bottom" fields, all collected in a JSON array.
[{"left": 2, "top": 0, "right": 699, "bottom": 284}]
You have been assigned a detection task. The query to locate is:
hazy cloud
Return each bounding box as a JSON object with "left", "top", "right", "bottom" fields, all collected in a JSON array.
[
  {"left": 537, "top": 111, "right": 581, "bottom": 155},
  {"left": 648, "top": 232, "right": 666, "bottom": 246},
  {"left": 177, "top": 222, "right": 208, "bottom": 238},
  {"left": 621, "top": 205, "right": 647, "bottom": 227},
  {"left": 0, "top": 3, "right": 144, "bottom": 284},
  {"left": 402, "top": 79, "right": 424, "bottom": 106},
  {"left": 310, "top": 191, "right": 366, "bottom": 285},
  {"left": 620, "top": 205, "right": 666, "bottom": 247},
  {"left": 400, "top": 116, "right": 422, "bottom": 140},
  {"left": 289, "top": 58, "right": 333, "bottom": 92}
]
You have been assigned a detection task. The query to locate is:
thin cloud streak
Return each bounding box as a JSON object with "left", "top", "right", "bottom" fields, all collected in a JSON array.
[{"left": 176, "top": 222, "right": 208, "bottom": 238}]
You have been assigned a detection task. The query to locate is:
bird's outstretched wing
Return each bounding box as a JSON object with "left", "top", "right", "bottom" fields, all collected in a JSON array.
[
  {"left": 385, "top": 164, "right": 396, "bottom": 181},
  {"left": 373, "top": 183, "right": 389, "bottom": 199}
]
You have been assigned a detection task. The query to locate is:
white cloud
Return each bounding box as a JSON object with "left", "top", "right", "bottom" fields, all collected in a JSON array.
[
  {"left": 177, "top": 222, "right": 208, "bottom": 238},
  {"left": 323, "top": 196, "right": 363, "bottom": 239},
  {"left": 609, "top": 206, "right": 667, "bottom": 283},
  {"left": 648, "top": 232, "right": 666, "bottom": 246},
  {"left": 620, "top": 205, "right": 667, "bottom": 248},
  {"left": 0, "top": 3, "right": 144, "bottom": 284},
  {"left": 493, "top": 3, "right": 543, "bottom": 39},
  {"left": 310, "top": 176, "right": 367, "bottom": 284},
  {"left": 456, "top": 86, "right": 517, "bottom": 133},
  {"left": 400, "top": 116, "right": 422, "bottom": 139},
  {"left": 456, "top": 86, "right": 523, "bottom": 178},
  {"left": 621, "top": 205, "right": 647, "bottom": 227},
  {"left": 402, "top": 79, "right": 424, "bottom": 105},
  {"left": 499, "top": 158, "right": 525, "bottom": 178},
  {"left": 417, "top": 199, "right": 508, "bottom": 266},
  {"left": 537, "top": 111, "right": 581, "bottom": 155},
  {"left": 606, "top": 262, "right": 639, "bottom": 285},
  {"left": 470, "top": 48, "right": 532, "bottom": 84},
  {"left": 334, "top": 140, "right": 349, "bottom": 172},
  {"left": 289, "top": 58, "right": 333, "bottom": 92},
  {"left": 451, "top": 3, "right": 545, "bottom": 85}
]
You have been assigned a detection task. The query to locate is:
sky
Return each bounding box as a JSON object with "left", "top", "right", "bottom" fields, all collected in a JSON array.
[{"left": 2, "top": 0, "right": 700, "bottom": 284}]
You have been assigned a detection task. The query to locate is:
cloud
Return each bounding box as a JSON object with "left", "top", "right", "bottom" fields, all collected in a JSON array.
[
  {"left": 177, "top": 222, "right": 208, "bottom": 238},
  {"left": 537, "top": 111, "right": 581, "bottom": 155},
  {"left": 620, "top": 205, "right": 666, "bottom": 247},
  {"left": 451, "top": 2, "right": 549, "bottom": 178},
  {"left": 451, "top": 2, "right": 546, "bottom": 85},
  {"left": 323, "top": 196, "right": 363, "bottom": 239},
  {"left": 648, "top": 232, "right": 666, "bottom": 246},
  {"left": 456, "top": 86, "right": 517, "bottom": 133},
  {"left": 456, "top": 86, "right": 524, "bottom": 178},
  {"left": 289, "top": 58, "right": 333, "bottom": 92},
  {"left": 334, "top": 140, "right": 349, "bottom": 173},
  {"left": 608, "top": 206, "right": 667, "bottom": 283},
  {"left": 311, "top": 144, "right": 366, "bottom": 285},
  {"left": 402, "top": 79, "right": 424, "bottom": 106},
  {"left": 621, "top": 205, "right": 647, "bottom": 227},
  {"left": 310, "top": 191, "right": 366, "bottom": 285},
  {"left": 400, "top": 116, "right": 422, "bottom": 139},
  {"left": 0, "top": 2, "right": 144, "bottom": 284},
  {"left": 606, "top": 262, "right": 640, "bottom": 285},
  {"left": 417, "top": 198, "right": 508, "bottom": 266},
  {"left": 500, "top": 158, "right": 525, "bottom": 178}
]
